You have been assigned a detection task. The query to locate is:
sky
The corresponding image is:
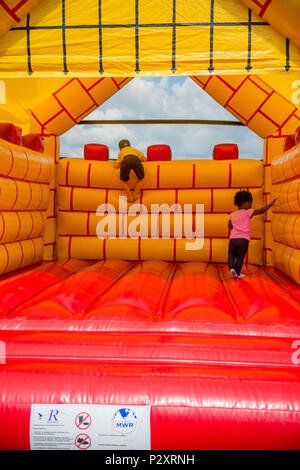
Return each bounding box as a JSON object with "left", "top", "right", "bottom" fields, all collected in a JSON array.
[{"left": 60, "top": 76, "right": 264, "bottom": 160}]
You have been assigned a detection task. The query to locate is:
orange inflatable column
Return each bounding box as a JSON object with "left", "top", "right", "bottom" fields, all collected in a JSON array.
[
  {"left": 263, "top": 136, "right": 286, "bottom": 265},
  {"left": 263, "top": 113, "right": 300, "bottom": 265},
  {"left": 42, "top": 134, "right": 60, "bottom": 261}
]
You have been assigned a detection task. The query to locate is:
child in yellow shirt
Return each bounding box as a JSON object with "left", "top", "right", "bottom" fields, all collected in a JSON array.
[{"left": 115, "top": 139, "right": 147, "bottom": 202}]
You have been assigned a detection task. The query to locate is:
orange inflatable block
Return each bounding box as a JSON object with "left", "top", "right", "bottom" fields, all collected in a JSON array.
[
  {"left": 272, "top": 214, "right": 300, "bottom": 250},
  {"left": 56, "top": 186, "right": 262, "bottom": 213},
  {"left": 0, "top": 138, "right": 52, "bottom": 183},
  {"left": 0, "top": 178, "right": 50, "bottom": 212},
  {"left": 273, "top": 242, "right": 300, "bottom": 285},
  {"left": 0, "top": 238, "right": 43, "bottom": 275},
  {"left": 0, "top": 211, "right": 46, "bottom": 244},
  {"left": 271, "top": 144, "right": 300, "bottom": 184}
]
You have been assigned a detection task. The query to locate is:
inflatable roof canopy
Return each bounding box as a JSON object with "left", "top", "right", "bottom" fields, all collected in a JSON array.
[{"left": 0, "top": 0, "right": 299, "bottom": 135}]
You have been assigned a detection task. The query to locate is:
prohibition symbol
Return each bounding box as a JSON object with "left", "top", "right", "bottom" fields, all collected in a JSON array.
[
  {"left": 75, "top": 434, "right": 91, "bottom": 450},
  {"left": 75, "top": 412, "right": 91, "bottom": 430}
]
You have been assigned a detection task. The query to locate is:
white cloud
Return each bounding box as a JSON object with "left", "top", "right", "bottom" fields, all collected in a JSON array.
[{"left": 60, "top": 77, "right": 264, "bottom": 160}]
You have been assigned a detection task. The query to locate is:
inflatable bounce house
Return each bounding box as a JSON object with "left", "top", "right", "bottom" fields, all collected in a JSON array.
[{"left": 0, "top": 0, "right": 300, "bottom": 450}]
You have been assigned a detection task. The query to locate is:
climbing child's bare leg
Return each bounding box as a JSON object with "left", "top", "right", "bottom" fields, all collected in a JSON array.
[
  {"left": 132, "top": 179, "right": 144, "bottom": 201},
  {"left": 121, "top": 181, "right": 133, "bottom": 202}
]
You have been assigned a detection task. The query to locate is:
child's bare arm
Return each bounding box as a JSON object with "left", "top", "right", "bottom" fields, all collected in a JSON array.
[
  {"left": 115, "top": 154, "right": 121, "bottom": 169},
  {"left": 252, "top": 198, "right": 277, "bottom": 217},
  {"left": 228, "top": 220, "right": 233, "bottom": 230}
]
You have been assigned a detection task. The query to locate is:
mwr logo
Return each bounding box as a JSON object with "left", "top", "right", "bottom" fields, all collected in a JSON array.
[{"left": 112, "top": 408, "right": 137, "bottom": 435}]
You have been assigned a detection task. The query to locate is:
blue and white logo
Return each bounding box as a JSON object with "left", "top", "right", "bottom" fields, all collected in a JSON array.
[
  {"left": 112, "top": 408, "right": 138, "bottom": 435},
  {"left": 36, "top": 409, "right": 60, "bottom": 423}
]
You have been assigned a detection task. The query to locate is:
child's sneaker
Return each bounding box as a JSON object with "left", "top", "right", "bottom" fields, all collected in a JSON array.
[
  {"left": 230, "top": 269, "right": 238, "bottom": 280},
  {"left": 238, "top": 274, "right": 246, "bottom": 279}
]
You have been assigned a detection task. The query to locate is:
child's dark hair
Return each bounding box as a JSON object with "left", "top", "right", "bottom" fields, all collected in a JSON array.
[{"left": 234, "top": 190, "right": 253, "bottom": 207}]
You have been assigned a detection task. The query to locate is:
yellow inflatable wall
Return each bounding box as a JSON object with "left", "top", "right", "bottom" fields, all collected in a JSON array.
[
  {"left": 0, "top": 136, "right": 53, "bottom": 274},
  {"left": 0, "top": 0, "right": 299, "bottom": 284},
  {"left": 272, "top": 144, "right": 300, "bottom": 284},
  {"left": 56, "top": 158, "right": 264, "bottom": 263}
]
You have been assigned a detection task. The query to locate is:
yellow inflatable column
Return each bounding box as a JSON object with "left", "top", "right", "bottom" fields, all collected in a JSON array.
[
  {"left": 30, "top": 77, "right": 132, "bottom": 136},
  {"left": 263, "top": 136, "right": 286, "bottom": 265},
  {"left": 42, "top": 134, "right": 60, "bottom": 261}
]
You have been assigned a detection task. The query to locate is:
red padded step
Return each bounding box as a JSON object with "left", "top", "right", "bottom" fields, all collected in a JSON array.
[
  {"left": 213, "top": 143, "right": 239, "bottom": 160},
  {"left": 0, "top": 122, "right": 22, "bottom": 145},
  {"left": 147, "top": 145, "right": 172, "bottom": 161},
  {"left": 22, "top": 134, "right": 44, "bottom": 153},
  {"left": 84, "top": 144, "right": 109, "bottom": 161}
]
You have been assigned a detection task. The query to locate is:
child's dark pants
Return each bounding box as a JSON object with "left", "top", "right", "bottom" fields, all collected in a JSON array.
[
  {"left": 228, "top": 238, "right": 249, "bottom": 276},
  {"left": 120, "top": 155, "right": 144, "bottom": 182}
]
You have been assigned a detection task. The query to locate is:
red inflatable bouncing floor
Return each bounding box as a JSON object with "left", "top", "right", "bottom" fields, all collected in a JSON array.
[{"left": 1, "top": 259, "right": 300, "bottom": 449}]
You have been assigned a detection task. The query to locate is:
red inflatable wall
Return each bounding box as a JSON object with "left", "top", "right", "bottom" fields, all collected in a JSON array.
[{"left": 1, "top": 260, "right": 300, "bottom": 449}]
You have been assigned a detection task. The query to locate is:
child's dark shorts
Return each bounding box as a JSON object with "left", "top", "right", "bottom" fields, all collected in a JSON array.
[{"left": 120, "top": 155, "right": 145, "bottom": 182}]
